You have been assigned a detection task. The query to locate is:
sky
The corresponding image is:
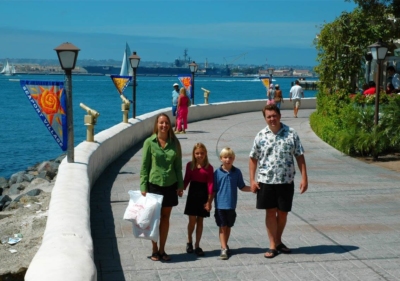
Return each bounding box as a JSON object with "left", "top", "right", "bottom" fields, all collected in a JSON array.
[{"left": 0, "top": 0, "right": 357, "bottom": 67}]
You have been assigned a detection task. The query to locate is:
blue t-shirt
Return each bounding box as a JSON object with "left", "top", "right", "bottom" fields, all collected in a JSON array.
[{"left": 213, "top": 165, "right": 245, "bottom": 209}]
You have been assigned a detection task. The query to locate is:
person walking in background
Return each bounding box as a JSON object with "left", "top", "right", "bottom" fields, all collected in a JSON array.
[
  {"left": 267, "top": 83, "right": 275, "bottom": 101},
  {"left": 386, "top": 65, "right": 400, "bottom": 92},
  {"left": 183, "top": 143, "right": 214, "bottom": 257},
  {"left": 249, "top": 104, "right": 308, "bottom": 259},
  {"left": 273, "top": 84, "right": 283, "bottom": 109},
  {"left": 289, "top": 80, "right": 304, "bottom": 118},
  {"left": 176, "top": 87, "right": 190, "bottom": 134},
  {"left": 140, "top": 113, "right": 184, "bottom": 262},
  {"left": 214, "top": 147, "right": 251, "bottom": 260},
  {"left": 171, "top": 83, "right": 180, "bottom": 131}
]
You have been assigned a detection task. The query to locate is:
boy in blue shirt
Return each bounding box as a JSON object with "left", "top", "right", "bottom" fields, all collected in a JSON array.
[{"left": 213, "top": 147, "right": 251, "bottom": 260}]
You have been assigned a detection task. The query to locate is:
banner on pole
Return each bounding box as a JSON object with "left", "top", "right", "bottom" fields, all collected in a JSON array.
[
  {"left": 111, "top": 75, "right": 132, "bottom": 94},
  {"left": 259, "top": 76, "right": 271, "bottom": 89},
  {"left": 177, "top": 75, "right": 192, "bottom": 99},
  {"left": 20, "top": 80, "right": 67, "bottom": 151}
]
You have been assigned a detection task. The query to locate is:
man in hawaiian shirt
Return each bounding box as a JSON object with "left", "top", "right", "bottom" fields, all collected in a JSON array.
[{"left": 249, "top": 104, "right": 308, "bottom": 259}]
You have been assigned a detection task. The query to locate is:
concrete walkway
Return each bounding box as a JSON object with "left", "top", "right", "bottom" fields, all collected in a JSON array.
[{"left": 90, "top": 109, "right": 400, "bottom": 281}]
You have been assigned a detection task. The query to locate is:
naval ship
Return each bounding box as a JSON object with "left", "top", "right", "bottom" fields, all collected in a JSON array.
[{"left": 82, "top": 49, "right": 230, "bottom": 77}]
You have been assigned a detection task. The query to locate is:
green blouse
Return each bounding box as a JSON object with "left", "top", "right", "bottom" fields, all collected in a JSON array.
[{"left": 140, "top": 134, "right": 183, "bottom": 192}]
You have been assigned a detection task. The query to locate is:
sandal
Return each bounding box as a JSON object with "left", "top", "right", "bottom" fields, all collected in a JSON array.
[
  {"left": 159, "top": 251, "right": 171, "bottom": 261},
  {"left": 194, "top": 247, "right": 205, "bottom": 256},
  {"left": 276, "top": 243, "right": 291, "bottom": 254},
  {"left": 186, "top": 243, "right": 194, "bottom": 253},
  {"left": 150, "top": 252, "right": 160, "bottom": 261},
  {"left": 264, "top": 249, "right": 279, "bottom": 259}
]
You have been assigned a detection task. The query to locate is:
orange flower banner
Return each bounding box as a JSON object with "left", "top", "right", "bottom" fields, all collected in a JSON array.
[
  {"left": 20, "top": 80, "right": 67, "bottom": 151},
  {"left": 111, "top": 75, "right": 132, "bottom": 94},
  {"left": 177, "top": 75, "right": 192, "bottom": 99},
  {"left": 259, "top": 76, "right": 271, "bottom": 89}
]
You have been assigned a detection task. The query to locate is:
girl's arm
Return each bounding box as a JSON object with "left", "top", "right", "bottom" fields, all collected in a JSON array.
[
  {"left": 204, "top": 165, "right": 214, "bottom": 211},
  {"left": 183, "top": 162, "right": 192, "bottom": 190}
]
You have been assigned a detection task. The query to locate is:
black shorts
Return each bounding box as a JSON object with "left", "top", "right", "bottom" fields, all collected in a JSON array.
[
  {"left": 256, "top": 182, "right": 294, "bottom": 212},
  {"left": 148, "top": 182, "right": 178, "bottom": 207},
  {"left": 214, "top": 209, "right": 236, "bottom": 227}
]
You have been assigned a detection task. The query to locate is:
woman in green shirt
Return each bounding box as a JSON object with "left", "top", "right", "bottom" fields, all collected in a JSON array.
[{"left": 140, "top": 113, "right": 184, "bottom": 261}]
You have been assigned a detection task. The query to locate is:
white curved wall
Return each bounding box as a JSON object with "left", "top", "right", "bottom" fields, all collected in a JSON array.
[{"left": 25, "top": 98, "right": 316, "bottom": 280}]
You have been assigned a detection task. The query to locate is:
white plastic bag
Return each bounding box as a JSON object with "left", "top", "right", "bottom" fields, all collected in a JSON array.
[
  {"left": 123, "top": 191, "right": 157, "bottom": 228},
  {"left": 123, "top": 190, "right": 163, "bottom": 242}
]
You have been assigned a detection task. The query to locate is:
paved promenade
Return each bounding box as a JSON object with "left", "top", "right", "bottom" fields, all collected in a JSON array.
[{"left": 90, "top": 109, "right": 400, "bottom": 281}]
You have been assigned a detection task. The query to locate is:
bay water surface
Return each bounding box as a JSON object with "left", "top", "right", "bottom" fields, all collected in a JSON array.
[{"left": 0, "top": 75, "right": 316, "bottom": 178}]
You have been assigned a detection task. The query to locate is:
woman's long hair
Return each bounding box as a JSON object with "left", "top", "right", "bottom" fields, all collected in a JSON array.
[{"left": 152, "top": 113, "right": 181, "bottom": 154}]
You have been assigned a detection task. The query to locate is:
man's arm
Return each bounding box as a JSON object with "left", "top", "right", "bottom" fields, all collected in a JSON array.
[
  {"left": 249, "top": 157, "right": 259, "bottom": 193},
  {"left": 295, "top": 154, "right": 308, "bottom": 194}
]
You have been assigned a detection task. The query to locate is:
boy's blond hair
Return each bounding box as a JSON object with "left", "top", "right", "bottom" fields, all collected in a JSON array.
[{"left": 219, "top": 147, "right": 235, "bottom": 158}]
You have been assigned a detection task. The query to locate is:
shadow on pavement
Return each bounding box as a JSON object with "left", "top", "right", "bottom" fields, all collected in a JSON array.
[
  {"left": 90, "top": 141, "right": 144, "bottom": 281},
  {"left": 292, "top": 245, "right": 359, "bottom": 255}
]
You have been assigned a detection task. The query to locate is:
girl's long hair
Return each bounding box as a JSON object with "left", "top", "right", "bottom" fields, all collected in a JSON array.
[{"left": 190, "top": 142, "right": 209, "bottom": 170}]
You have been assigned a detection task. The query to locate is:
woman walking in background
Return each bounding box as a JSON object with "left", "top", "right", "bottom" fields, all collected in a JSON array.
[
  {"left": 140, "top": 113, "right": 184, "bottom": 261},
  {"left": 176, "top": 87, "right": 190, "bottom": 134}
]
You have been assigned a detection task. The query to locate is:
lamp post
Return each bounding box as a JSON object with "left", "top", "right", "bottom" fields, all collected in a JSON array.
[
  {"left": 268, "top": 67, "right": 274, "bottom": 85},
  {"left": 189, "top": 61, "right": 198, "bottom": 105},
  {"left": 54, "top": 42, "right": 80, "bottom": 163},
  {"left": 129, "top": 51, "right": 140, "bottom": 118},
  {"left": 368, "top": 39, "right": 388, "bottom": 126}
]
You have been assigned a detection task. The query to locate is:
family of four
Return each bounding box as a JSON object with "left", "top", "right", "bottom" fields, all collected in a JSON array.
[{"left": 139, "top": 103, "right": 308, "bottom": 261}]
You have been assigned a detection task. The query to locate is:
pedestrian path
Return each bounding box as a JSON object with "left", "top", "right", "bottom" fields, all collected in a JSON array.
[{"left": 90, "top": 109, "right": 400, "bottom": 281}]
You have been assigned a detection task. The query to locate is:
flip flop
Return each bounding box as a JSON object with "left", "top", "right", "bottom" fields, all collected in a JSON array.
[
  {"left": 150, "top": 252, "right": 160, "bottom": 261},
  {"left": 159, "top": 251, "right": 171, "bottom": 261},
  {"left": 276, "top": 243, "right": 291, "bottom": 254},
  {"left": 264, "top": 249, "right": 278, "bottom": 259}
]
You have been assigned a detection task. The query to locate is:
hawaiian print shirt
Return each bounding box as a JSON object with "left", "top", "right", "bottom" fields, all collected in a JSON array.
[{"left": 249, "top": 123, "right": 304, "bottom": 184}]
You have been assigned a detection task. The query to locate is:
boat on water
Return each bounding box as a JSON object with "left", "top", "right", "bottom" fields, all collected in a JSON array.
[
  {"left": 82, "top": 48, "right": 230, "bottom": 77},
  {"left": 120, "top": 43, "right": 134, "bottom": 86},
  {"left": 0, "top": 60, "right": 16, "bottom": 76}
]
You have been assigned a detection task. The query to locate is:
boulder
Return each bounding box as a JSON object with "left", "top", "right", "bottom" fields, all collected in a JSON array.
[{"left": 0, "top": 177, "right": 8, "bottom": 189}]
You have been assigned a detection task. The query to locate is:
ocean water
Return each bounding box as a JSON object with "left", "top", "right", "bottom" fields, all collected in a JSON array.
[{"left": 0, "top": 75, "right": 316, "bottom": 178}]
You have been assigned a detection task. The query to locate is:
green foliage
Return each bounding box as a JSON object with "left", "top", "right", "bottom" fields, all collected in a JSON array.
[
  {"left": 314, "top": 6, "right": 396, "bottom": 92},
  {"left": 312, "top": 1, "right": 400, "bottom": 159},
  {"left": 311, "top": 89, "right": 400, "bottom": 158}
]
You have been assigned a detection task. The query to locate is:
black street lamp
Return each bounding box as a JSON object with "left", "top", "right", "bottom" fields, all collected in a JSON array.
[
  {"left": 368, "top": 39, "right": 388, "bottom": 126},
  {"left": 189, "top": 61, "right": 198, "bottom": 105},
  {"left": 54, "top": 42, "right": 80, "bottom": 163},
  {"left": 129, "top": 51, "right": 140, "bottom": 118}
]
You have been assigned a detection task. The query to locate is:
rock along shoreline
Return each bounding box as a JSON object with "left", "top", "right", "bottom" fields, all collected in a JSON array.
[{"left": 0, "top": 154, "right": 64, "bottom": 280}]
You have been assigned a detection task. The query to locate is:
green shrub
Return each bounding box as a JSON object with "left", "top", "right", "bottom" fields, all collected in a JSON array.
[{"left": 310, "top": 90, "right": 400, "bottom": 158}]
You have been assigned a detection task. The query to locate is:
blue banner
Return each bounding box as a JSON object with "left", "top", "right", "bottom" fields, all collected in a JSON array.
[
  {"left": 20, "top": 80, "right": 68, "bottom": 151},
  {"left": 177, "top": 75, "right": 192, "bottom": 99}
]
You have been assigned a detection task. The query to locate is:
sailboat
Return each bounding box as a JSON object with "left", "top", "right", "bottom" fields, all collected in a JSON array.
[
  {"left": 0, "top": 60, "right": 16, "bottom": 76},
  {"left": 120, "top": 43, "right": 133, "bottom": 86}
]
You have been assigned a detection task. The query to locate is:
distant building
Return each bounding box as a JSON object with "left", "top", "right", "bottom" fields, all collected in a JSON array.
[
  {"left": 259, "top": 69, "right": 292, "bottom": 77},
  {"left": 292, "top": 69, "right": 313, "bottom": 77}
]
